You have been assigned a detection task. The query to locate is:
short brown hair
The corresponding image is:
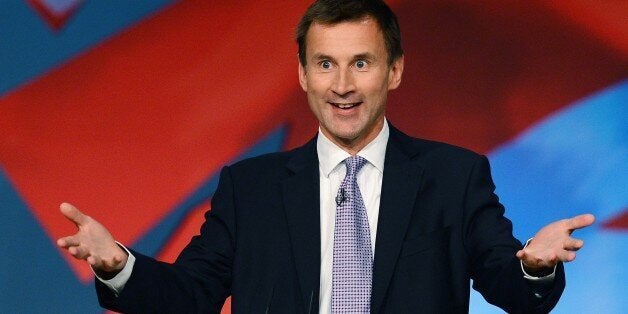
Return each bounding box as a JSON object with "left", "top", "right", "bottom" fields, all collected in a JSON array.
[{"left": 296, "top": 0, "right": 403, "bottom": 66}]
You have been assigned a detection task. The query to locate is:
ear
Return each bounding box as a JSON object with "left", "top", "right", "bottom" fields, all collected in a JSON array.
[
  {"left": 298, "top": 56, "right": 308, "bottom": 92},
  {"left": 387, "top": 55, "right": 404, "bottom": 90}
]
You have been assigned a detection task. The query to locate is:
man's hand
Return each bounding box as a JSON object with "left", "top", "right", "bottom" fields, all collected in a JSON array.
[
  {"left": 56, "top": 203, "right": 128, "bottom": 278},
  {"left": 516, "top": 214, "right": 595, "bottom": 274}
]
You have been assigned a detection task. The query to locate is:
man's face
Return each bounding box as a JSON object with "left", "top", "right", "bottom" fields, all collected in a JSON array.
[{"left": 299, "top": 17, "right": 403, "bottom": 153}]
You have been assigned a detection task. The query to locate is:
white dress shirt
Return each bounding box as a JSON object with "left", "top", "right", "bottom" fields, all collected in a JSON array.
[{"left": 316, "top": 120, "right": 389, "bottom": 314}]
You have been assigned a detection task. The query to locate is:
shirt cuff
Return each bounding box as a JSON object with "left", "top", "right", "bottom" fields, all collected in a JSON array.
[
  {"left": 92, "top": 241, "right": 136, "bottom": 297},
  {"left": 520, "top": 238, "right": 556, "bottom": 282}
]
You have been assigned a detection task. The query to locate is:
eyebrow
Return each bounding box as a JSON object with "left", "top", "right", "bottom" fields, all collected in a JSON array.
[
  {"left": 310, "top": 52, "right": 378, "bottom": 63},
  {"left": 311, "top": 53, "right": 335, "bottom": 63},
  {"left": 353, "top": 53, "right": 377, "bottom": 62}
]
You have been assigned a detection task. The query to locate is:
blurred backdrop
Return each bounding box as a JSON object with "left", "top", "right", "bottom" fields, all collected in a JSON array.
[{"left": 1, "top": 0, "right": 626, "bottom": 312}]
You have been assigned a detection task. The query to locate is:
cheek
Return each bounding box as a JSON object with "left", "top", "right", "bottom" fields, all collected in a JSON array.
[
  {"left": 306, "top": 74, "right": 332, "bottom": 94},
  {"left": 360, "top": 72, "right": 387, "bottom": 92},
  {"left": 306, "top": 87, "right": 323, "bottom": 104},
  {"left": 362, "top": 80, "right": 387, "bottom": 102},
  {"left": 306, "top": 93, "right": 325, "bottom": 118}
]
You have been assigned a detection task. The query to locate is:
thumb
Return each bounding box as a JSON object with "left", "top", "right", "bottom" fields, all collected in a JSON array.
[{"left": 60, "top": 202, "right": 88, "bottom": 226}]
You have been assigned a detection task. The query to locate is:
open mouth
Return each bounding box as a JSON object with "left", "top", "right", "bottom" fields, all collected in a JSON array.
[{"left": 329, "top": 102, "right": 362, "bottom": 109}]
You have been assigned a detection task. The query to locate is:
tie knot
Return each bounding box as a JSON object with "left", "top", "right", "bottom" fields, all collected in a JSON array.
[{"left": 344, "top": 155, "right": 367, "bottom": 177}]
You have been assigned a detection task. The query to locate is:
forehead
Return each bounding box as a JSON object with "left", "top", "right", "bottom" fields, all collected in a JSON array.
[{"left": 305, "top": 18, "right": 386, "bottom": 60}]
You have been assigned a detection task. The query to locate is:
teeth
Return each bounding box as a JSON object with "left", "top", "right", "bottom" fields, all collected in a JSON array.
[{"left": 333, "top": 102, "right": 359, "bottom": 109}]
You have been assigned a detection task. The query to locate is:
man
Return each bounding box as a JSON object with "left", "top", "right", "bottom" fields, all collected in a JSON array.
[{"left": 57, "top": 0, "right": 594, "bottom": 313}]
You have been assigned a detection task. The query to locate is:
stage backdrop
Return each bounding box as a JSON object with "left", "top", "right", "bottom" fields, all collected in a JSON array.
[{"left": 1, "top": 0, "right": 626, "bottom": 313}]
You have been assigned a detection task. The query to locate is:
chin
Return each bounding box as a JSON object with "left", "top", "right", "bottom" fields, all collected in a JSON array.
[
  {"left": 330, "top": 129, "right": 362, "bottom": 143},
  {"left": 321, "top": 118, "right": 366, "bottom": 141}
]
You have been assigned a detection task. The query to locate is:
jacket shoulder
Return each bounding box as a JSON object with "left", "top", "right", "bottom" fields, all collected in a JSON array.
[
  {"left": 392, "top": 129, "right": 483, "bottom": 164},
  {"left": 223, "top": 141, "right": 312, "bottom": 179}
]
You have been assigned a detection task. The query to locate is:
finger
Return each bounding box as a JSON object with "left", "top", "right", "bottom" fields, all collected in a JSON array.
[
  {"left": 517, "top": 250, "right": 541, "bottom": 267},
  {"left": 60, "top": 203, "right": 88, "bottom": 226},
  {"left": 521, "top": 254, "right": 546, "bottom": 268},
  {"left": 563, "top": 238, "right": 584, "bottom": 251},
  {"left": 68, "top": 246, "right": 90, "bottom": 260},
  {"left": 88, "top": 255, "right": 122, "bottom": 273},
  {"left": 102, "top": 255, "right": 122, "bottom": 270},
  {"left": 57, "top": 236, "right": 80, "bottom": 248},
  {"left": 557, "top": 250, "right": 576, "bottom": 262},
  {"left": 87, "top": 255, "right": 101, "bottom": 267},
  {"left": 112, "top": 253, "right": 123, "bottom": 264},
  {"left": 565, "top": 213, "right": 595, "bottom": 231},
  {"left": 68, "top": 246, "right": 81, "bottom": 258}
]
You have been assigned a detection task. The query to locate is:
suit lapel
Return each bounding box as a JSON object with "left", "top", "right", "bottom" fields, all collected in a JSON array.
[
  {"left": 371, "top": 127, "right": 424, "bottom": 313},
  {"left": 281, "top": 138, "right": 321, "bottom": 314}
]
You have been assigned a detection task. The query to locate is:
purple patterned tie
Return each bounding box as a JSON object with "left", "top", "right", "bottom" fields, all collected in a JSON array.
[{"left": 332, "top": 156, "right": 373, "bottom": 313}]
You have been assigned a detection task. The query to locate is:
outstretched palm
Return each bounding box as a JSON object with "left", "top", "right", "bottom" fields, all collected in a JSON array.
[{"left": 57, "top": 203, "right": 127, "bottom": 278}]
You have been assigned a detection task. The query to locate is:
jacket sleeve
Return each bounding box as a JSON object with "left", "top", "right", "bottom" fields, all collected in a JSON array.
[
  {"left": 96, "top": 166, "right": 237, "bottom": 313},
  {"left": 463, "top": 155, "right": 565, "bottom": 313}
]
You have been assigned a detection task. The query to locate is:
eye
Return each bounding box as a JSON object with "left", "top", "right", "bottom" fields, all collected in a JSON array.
[
  {"left": 355, "top": 60, "right": 367, "bottom": 69},
  {"left": 320, "top": 60, "right": 332, "bottom": 70}
]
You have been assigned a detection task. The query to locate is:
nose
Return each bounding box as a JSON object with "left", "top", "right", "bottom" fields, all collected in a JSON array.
[{"left": 331, "top": 68, "right": 355, "bottom": 96}]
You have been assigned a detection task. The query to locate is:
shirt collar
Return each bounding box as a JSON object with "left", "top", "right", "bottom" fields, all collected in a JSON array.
[{"left": 317, "top": 119, "right": 389, "bottom": 177}]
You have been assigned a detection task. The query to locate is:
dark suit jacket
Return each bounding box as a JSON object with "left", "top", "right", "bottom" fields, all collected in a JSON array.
[{"left": 97, "top": 125, "right": 565, "bottom": 313}]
